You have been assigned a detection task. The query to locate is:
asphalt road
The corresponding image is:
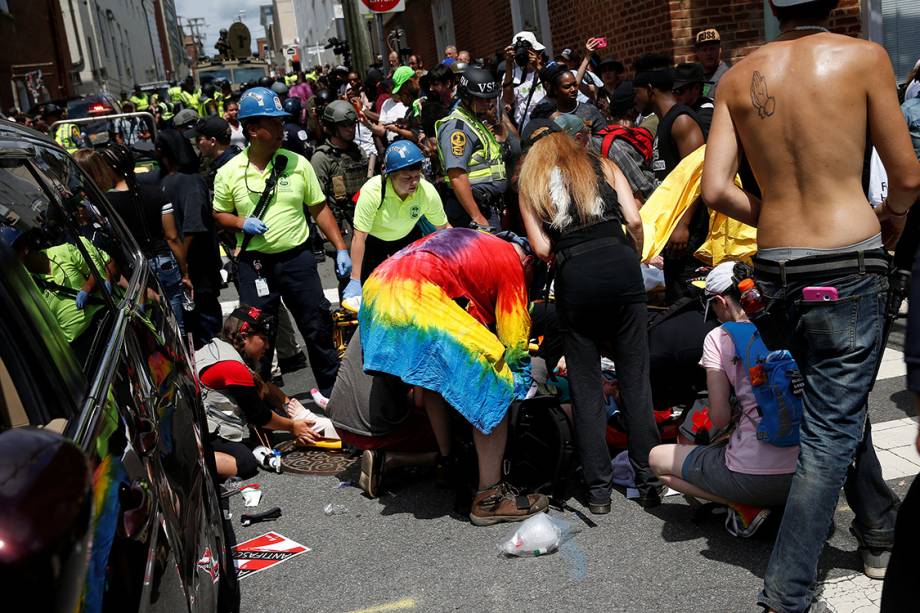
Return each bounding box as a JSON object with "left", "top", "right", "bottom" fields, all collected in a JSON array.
[{"left": 221, "top": 256, "right": 916, "bottom": 613}]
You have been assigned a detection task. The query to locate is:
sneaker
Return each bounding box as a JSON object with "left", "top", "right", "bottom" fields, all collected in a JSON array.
[
  {"left": 469, "top": 482, "right": 549, "bottom": 527},
  {"left": 278, "top": 352, "right": 307, "bottom": 374},
  {"left": 358, "top": 449, "right": 385, "bottom": 498},
  {"left": 724, "top": 502, "right": 770, "bottom": 538},
  {"left": 849, "top": 524, "right": 890, "bottom": 580}
]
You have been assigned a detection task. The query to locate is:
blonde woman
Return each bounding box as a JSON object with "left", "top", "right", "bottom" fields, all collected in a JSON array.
[{"left": 518, "top": 129, "right": 662, "bottom": 514}]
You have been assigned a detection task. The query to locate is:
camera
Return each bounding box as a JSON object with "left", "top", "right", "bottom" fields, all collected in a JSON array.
[{"left": 513, "top": 37, "right": 532, "bottom": 68}]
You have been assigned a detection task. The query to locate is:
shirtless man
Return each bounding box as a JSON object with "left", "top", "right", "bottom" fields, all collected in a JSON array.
[{"left": 702, "top": 1, "right": 920, "bottom": 612}]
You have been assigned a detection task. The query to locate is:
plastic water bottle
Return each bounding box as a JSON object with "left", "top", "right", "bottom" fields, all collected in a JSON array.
[
  {"left": 182, "top": 287, "right": 195, "bottom": 312},
  {"left": 738, "top": 278, "right": 765, "bottom": 317},
  {"left": 253, "top": 446, "right": 282, "bottom": 474}
]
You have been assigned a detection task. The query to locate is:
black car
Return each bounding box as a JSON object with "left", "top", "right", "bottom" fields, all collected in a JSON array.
[{"left": 0, "top": 120, "right": 238, "bottom": 612}]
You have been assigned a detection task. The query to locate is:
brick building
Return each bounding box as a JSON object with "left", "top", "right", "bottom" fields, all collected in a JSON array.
[
  {"left": 0, "top": 0, "right": 74, "bottom": 112},
  {"left": 385, "top": 0, "right": 917, "bottom": 79}
]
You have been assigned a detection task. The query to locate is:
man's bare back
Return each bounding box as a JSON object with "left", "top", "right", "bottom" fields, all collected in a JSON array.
[{"left": 704, "top": 31, "right": 918, "bottom": 249}]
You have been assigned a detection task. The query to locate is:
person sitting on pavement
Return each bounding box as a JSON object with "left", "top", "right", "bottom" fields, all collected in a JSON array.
[
  {"left": 343, "top": 141, "right": 449, "bottom": 302},
  {"left": 649, "top": 262, "right": 799, "bottom": 537},
  {"left": 358, "top": 228, "right": 548, "bottom": 525},
  {"left": 326, "top": 333, "right": 442, "bottom": 498},
  {"left": 198, "top": 306, "right": 336, "bottom": 479}
]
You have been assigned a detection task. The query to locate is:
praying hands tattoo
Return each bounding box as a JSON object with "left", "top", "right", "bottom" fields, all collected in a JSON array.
[{"left": 750, "top": 71, "right": 776, "bottom": 119}]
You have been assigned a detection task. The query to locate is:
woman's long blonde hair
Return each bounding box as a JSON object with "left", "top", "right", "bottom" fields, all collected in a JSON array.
[{"left": 518, "top": 132, "right": 603, "bottom": 230}]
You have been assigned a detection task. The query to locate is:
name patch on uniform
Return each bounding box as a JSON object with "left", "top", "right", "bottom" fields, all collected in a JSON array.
[
  {"left": 409, "top": 205, "right": 421, "bottom": 218},
  {"left": 450, "top": 131, "right": 466, "bottom": 156},
  {"left": 277, "top": 175, "right": 291, "bottom": 192}
]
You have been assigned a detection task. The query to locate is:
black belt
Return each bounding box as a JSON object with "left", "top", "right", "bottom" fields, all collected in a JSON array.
[
  {"left": 752, "top": 248, "right": 889, "bottom": 284},
  {"left": 555, "top": 236, "right": 622, "bottom": 269}
]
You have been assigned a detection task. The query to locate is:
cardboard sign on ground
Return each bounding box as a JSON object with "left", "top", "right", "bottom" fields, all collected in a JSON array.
[{"left": 232, "top": 531, "right": 310, "bottom": 579}]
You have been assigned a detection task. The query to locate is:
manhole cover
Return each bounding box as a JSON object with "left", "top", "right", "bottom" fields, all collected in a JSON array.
[{"left": 276, "top": 440, "right": 358, "bottom": 475}]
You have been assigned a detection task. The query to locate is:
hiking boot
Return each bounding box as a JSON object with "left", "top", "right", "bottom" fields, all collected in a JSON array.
[
  {"left": 278, "top": 352, "right": 307, "bottom": 374},
  {"left": 724, "top": 502, "right": 770, "bottom": 538},
  {"left": 469, "top": 482, "right": 549, "bottom": 527},
  {"left": 849, "top": 524, "right": 890, "bottom": 580},
  {"left": 358, "top": 449, "right": 385, "bottom": 498}
]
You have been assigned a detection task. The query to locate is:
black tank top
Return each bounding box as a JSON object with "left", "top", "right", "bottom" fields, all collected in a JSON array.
[
  {"left": 547, "top": 157, "right": 646, "bottom": 306},
  {"left": 652, "top": 104, "right": 702, "bottom": 181}
]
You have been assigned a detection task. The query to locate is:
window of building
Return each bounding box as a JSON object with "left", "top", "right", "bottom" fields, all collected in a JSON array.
[
  {"left": 510, "top": 0, "right": 552, "bottom": 56},
  {"left": 431, "top": 0, "right": 456, "bottom": 59},
  {"left": 880, "top": 0, "right": 920, "bottom": 82}
]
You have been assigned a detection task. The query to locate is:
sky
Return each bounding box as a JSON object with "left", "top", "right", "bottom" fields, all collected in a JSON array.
[{"left": 174, "top": 0, "right": 268, "bottom": 57}]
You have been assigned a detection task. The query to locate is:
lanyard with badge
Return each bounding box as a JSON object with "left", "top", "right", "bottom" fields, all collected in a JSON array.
[{"left": 241, "top": 154, "right": 289, "bottom": 297}]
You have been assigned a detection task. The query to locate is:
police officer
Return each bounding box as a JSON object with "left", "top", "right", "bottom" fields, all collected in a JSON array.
[
  {"left": 271, "top": 81, "right": 289, "bottom": 100},
  {"left": 200, "top": 83, "right": 220, "bottom": 117},
  {"left": 129, "top": 84, "right": 150, "bottom": 112},
  {"left": 281, "top": 97, "right": 311, "bottom": 159},
  {"left": 167, "top": 80, "right": 183, "bottom": 105},
  {"left": 435, "top": 66, "right": 507, "bottom": 228},
  {"left": 42, "top": 104, "right": 84, "bottom": 152},
  {"left": 180, "top": 77, "right": 202, "bottom": 115},
  {"left": 212, "top": 86, "right": 351, "bottom": 395},
  {"left": 311, "top": 100, "right": 369, "bottom": 212}
]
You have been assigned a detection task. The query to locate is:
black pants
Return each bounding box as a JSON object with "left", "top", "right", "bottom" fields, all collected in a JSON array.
[
  {"left": 663, "top": 203, "right": 709, "bottom": 304},
  {"left": 881, "top": 473, "right": 917, "bottom": 611},
  {"left": 361, "top": 227, "right": 423, "bottom": 284},
  {"left": 210, "top": 436, "right": 259, "bottom": 480},
  {"left": 560, "top": 300, "right": 661, "bottom": 502},
  {"left": 238, "top": 243, "right": 338, "bottom": 395},
  {"left": 441, "top": 188, "right": 500, "bottom": 229}
]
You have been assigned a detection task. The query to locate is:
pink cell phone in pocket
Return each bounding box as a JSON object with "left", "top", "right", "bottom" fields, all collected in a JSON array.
[{"left": 802, "top": 286, "right": 838, "bottom": 302}]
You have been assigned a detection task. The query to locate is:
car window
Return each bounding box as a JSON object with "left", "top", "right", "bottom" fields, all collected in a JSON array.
[{"left": 0, "top": 155, "right": 121, "bottom": 373}]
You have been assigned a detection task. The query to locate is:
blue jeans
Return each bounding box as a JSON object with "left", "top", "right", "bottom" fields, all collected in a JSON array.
[
  {"left": 756, "top": 272, "right": 899, "bottom": 612},
  {"left": 148, "top": 254, "right": 184, "bottom": 335}
]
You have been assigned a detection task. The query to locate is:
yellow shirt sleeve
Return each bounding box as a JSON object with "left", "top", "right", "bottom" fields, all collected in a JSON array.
[
  {"left": 420, "top": 180, "right": 448, "bottom": 226},
  {"left": 352, "top": 176, "right": 384, "bottom": 233},
  {"left": 300, "top": 157, "right": 327, "bottom": 207}
]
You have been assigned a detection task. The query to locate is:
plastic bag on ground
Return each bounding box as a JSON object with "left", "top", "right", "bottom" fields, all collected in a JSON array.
[{"left": 498, "top": 513, "right": 574, "bottom": 557}]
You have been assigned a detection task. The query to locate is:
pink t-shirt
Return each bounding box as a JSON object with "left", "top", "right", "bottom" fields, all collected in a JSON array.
[{"left": 700, "top": 325, "right": 799, "bottom": 475}]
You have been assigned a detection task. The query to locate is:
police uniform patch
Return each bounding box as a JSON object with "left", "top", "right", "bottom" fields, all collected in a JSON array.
[
  {"left": 409, "top": 205, "right": 421, "bottom": 218},
  {"left": 450, "top": 130, "right": 467, "bottom": 157}
]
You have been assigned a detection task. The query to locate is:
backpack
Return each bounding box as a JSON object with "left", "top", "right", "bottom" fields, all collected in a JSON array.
[
  {"left": 597, "top": 124, "right": 655, "bottom": 165},
  {"left": 504, "top": 395, "right": 576, "bottom": 505},
  {"left": 721, "top": 321, "right": 804, "bottom": 447}
]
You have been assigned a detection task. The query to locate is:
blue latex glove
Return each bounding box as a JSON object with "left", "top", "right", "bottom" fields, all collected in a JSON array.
[
  {"left": 242, "top": 217, "right": 269, "bottom": 235},
  {"left": 342, "top": 278, "right": 362, "bottom": 301},
  {"left": 104, "top": 280, "right": 113, "bottom": 294},
  {"left": 75, "top": 290, "right": 89, "bottom": 310},
  {"left": 335, "top": 249, "right": 352, "bottom": 279}
]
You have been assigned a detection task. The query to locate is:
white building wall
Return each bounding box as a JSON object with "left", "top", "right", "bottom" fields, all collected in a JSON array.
[
  {"left": 291, "top": 0, "right": 340, "bottom": 68},
  {"left": 61, "top": 0, "right": 163, "bottom": 95}
]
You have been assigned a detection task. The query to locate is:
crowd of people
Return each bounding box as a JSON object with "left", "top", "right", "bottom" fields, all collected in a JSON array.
[{"left": 8, "top": 0, "right": 920, "bottom": 610}]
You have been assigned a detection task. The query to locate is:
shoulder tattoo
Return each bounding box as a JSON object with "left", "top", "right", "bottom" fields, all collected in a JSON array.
[{"left": 750, "top": 71, "right": 776, "bottom": 119}]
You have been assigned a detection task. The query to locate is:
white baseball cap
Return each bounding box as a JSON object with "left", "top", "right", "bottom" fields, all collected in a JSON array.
[
  {"left": 702, "top": 261, "right": 739, "bottom": 320},
  {"left": 511, "top": 31, "right": 545, "bottom": 51}
]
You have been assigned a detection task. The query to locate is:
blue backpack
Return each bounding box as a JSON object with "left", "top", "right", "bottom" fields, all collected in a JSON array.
[{"left": 721, "top": 321, "right": 804, "bottom": 447}]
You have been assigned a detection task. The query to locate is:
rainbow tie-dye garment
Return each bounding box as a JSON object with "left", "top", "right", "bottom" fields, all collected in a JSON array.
[{"left": 359, "top": 228, "right": 531, "bottom": 434}]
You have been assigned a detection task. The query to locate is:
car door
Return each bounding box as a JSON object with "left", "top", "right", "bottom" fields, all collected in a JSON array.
[{"left": 37, "top": 140, "right": 234, "bottom": 612}]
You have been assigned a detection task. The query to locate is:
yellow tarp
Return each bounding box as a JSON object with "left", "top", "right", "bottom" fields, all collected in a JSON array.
[{"left": 639, "top": 145, "right": 757, "bottom": 266}]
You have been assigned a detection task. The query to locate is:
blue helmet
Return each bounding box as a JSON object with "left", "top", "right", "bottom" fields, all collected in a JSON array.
[
  {"left": 383, "top": 141, "right": 425, "bottom": 174},
  {"left": 238, "top": 87, "right": 290, "bottom": 120},
  {"left": 0, "top": 225, "right": 24, "bottom": 248}
]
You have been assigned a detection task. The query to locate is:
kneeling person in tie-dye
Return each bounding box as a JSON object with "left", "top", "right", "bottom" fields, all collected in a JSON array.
[{"left": 358, "top": 227, "right": 548, "bottom": 525}]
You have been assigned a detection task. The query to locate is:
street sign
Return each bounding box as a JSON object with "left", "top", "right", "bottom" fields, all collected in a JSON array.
[
  {"left": 285, "top": 47, "right": 296, "bottom": 56},
  {"left": 358, "top": 0, "right": 405, "bottom": 14}
]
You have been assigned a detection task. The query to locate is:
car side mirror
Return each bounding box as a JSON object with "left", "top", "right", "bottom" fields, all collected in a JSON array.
[{"left": 0, "top": 428, "right": 93, "bottom": 612}]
